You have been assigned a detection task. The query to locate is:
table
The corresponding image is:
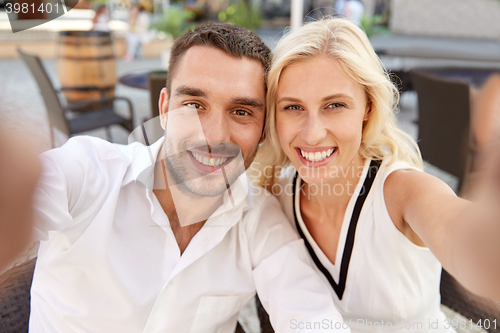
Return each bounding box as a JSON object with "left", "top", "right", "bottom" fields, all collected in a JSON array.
[
  {"left": 390, "top": 68, "right": 500, "bottom": 93},
  {"left": 119, "top": 71, "right": 168, "bottom": 118},
  {"left": 119, "top": 70, "right": 168, "bottom": 90},
  {"left": 426, "top": 68, "right": 500, "bottom": 88}
]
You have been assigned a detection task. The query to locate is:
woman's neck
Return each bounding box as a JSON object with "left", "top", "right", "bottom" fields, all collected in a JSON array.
[{"left": 300, "top": 155, "right": 366, "bottom": 222}]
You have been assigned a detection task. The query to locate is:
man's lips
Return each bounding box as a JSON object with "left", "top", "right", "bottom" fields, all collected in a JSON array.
[{"left": 187, "top": 150, "right": 235, "bottom": 173}]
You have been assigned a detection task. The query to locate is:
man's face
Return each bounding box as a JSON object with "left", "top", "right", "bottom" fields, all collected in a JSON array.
[{"left": 159, "top": 45, "right": 266, "bottom": 197}]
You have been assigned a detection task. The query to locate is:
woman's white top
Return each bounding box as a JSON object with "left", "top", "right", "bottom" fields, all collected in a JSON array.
[{"left": 277, "top": 158, "right": 456, "bottom": 333}]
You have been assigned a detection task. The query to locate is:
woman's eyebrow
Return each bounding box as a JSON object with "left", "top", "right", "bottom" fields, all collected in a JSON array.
[
  {"left": 321, "top": 94, "right": 355, "bottom": 102},
  {"left": 277, "top": 97, "right": 302, "bottom": 104}
]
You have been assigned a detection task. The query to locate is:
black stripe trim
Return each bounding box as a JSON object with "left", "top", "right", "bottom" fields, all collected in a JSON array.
[{"left": 292, "top": 159, "right": 382, "bottom": 300}]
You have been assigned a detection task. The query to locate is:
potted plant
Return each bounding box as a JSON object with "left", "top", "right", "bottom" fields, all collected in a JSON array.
[
  {"left": 150, "top": 6, "right": 199, "bottom": 69},
  {"left": 218, "top": 0, "right": 262, "bottom": 32}
]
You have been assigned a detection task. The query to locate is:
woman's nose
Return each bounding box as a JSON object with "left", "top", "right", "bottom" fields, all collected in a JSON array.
[{"left": 301, "top": 113, "right": 327, "bottom": 145}]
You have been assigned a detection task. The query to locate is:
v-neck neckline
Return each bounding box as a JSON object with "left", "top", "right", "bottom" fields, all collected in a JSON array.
[
  {"left": 292, "top": 159, "right": 381, "bottom": 300},
  {"left": 293, "top": 158, "right": 371, "bottom": 282}
]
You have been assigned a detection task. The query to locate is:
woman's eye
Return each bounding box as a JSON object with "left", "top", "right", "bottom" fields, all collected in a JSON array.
[
  {"left": 186, "top": 103, "right": 203, "bottom": 109},
  {"left": 233, "top": 110, "right": 250, "bottom": 116},
  {"left": 284, "top": 105, "right": 302, "bottom": 111},
  {"left": 327, "top": 102, "right": 346, "bottom": 109}
]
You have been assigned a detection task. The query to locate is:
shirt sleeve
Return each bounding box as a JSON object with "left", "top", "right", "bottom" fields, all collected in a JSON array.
[
  {"left": 247, "top": 193, "right": 350, "bottom": 333},
  {"left": 32, "top": 137, "right": 113, "bottom": 241}
]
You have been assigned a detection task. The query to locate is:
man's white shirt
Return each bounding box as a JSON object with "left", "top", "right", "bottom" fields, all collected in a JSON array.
[{"left": 31, "top": 136, "right": 348, "bottom": 333}]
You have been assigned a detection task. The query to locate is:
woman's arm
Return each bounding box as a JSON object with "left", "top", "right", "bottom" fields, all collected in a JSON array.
[{"left": 384, "top": 143, "right": 500, "bottom": 299}]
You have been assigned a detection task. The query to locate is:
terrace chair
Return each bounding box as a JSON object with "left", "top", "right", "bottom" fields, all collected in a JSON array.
[
  {"left": 148, "top": 71, "right": 168, "bottom": 120},
  {"left": 0, "top": 258, "right": 36, "bottom": 333},
  {"left": 18, "top": 49, "right": 135, "bottom": 147},
  {"left": 411, "top": 69, "right": 474, "bottom": 193}
]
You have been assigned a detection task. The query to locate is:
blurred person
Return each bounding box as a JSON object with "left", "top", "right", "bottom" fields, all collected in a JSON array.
[
  {"left": 29, "top": 22, "right": 349, "bottom": 333},
  {"left": 463, "top": 74, "right": 500, "bottom": 197},
  {"left": 0, "top": 132, "right": 40, "bottom": 272},
  {"left": 254, "top": 17, "right": 500, "bottom": 332},
  {"left": 124, "top": 4, "right": 150, "bottom": 61},
  {"left": 343, "top": 0, "right": 364, "bottom": 26},
  {"left": 472, "top": 74, "right": 500, "bottom": 152},
  {"left": 334, "top": 0, "right": 346, "bottom": 15},
  {"left": 334, "top": 0, "right": 364, "bottom": 26},
  {"left": 92, "top": 5, "right": 110, "bottom": 32}
]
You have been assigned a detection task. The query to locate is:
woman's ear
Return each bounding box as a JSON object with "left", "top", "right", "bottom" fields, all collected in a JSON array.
[
  {"left": 158, "top": 88, "right": 169, "bottom": 130},
  {"left": 364, "top": 102, "right": 372, "bottom": 121}
]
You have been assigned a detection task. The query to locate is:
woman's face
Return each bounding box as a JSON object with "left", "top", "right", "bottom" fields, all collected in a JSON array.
[{"left": 275, "top": 56, "right": 370, "bottom": 184}]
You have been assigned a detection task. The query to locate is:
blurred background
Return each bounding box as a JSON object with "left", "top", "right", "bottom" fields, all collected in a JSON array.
[{"left": 1, "top": 0, "right": 500, "bottom": 332}]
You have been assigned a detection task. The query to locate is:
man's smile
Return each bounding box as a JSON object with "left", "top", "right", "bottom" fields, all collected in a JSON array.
[{"left": 187, "top": 149, "right": 236, "bottom": 173}]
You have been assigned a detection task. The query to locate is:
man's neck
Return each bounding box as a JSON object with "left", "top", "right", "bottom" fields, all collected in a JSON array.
[{"left": 152, "top": 155, "right": 223, "bottom": 254}]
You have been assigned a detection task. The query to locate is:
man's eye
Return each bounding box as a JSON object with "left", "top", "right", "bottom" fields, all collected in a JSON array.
[
  {"left": 233, "top": 110, "right": 250, "bottom": 116},
  {"left": 186, "top": 103, "right": 203, "bottom": 109},
  {"left": 284, "top": 105, "right": 302, "bottom": 111}
]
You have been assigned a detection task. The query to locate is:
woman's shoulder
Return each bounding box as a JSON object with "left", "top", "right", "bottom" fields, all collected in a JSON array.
[
  {"left": 376, "top": 157, "right": 422, "bottom": 182},
  {"left": 373, "top": 156, "right": 425, "bottom": 203}
]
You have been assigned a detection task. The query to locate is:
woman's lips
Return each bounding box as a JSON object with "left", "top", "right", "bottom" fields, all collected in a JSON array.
[{"left": 295, "top": 147, "right": 337, "bottom": 167}]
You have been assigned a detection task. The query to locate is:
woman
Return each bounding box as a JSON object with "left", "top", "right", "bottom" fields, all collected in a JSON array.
[
  {"left": 92, "top": 5, "right": 110, "bottom": 32},
  {"left": 254, "top": 18, "right": 500, "bottom": 332},
  {"left": 124, "top": 5, "right": 151, "bottom": 61}
]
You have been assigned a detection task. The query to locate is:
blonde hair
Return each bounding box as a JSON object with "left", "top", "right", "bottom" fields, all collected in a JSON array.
[{"left": 252, "top": 17, "right": 423, "bottom": 191}]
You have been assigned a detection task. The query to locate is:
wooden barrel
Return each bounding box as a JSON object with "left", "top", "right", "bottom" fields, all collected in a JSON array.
[{"left": 57, "top": 31, "right": 116, "bottom": 110}]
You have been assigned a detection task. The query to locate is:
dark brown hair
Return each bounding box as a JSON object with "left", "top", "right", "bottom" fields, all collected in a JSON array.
[{"left": 166, "top": 22, "right": 271, "bottom": 94}]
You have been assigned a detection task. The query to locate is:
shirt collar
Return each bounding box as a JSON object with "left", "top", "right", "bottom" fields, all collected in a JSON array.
[{"left": 126, "top": 136, "right": 250, "bottom": 226}]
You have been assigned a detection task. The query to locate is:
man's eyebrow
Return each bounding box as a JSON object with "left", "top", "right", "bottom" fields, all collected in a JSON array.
[
  {"left": 231, "top": 97, "right": 264, "bottom": 109},
  {"left": 174, "top": 86, "right": 207, "bottom": 97}
]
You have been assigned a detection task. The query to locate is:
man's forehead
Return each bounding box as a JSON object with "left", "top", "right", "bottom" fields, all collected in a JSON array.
[
  {"left": 176, "top": 46, "right": 264, "bottom": 79},
  {"left": 171, "top": 45, "right": 266, "bottom": 98}
]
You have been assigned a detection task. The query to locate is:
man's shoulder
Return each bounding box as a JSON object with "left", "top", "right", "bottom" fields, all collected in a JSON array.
[
  {"left": 37, "top": 136, "right": 156, "bottom": 188},
  {"left": 40, "top": 136, "right": 144, "bottom": 168},
  {"left": 243, "top": 173, "right": 275, "bottom": 210}
]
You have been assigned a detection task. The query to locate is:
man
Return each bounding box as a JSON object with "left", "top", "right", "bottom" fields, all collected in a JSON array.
[
  {"left": 0, "top": 132, "right": 40, "bottom": 272},
  {"left": 31, "top": 23, "right": 349, "bottom": 332}
]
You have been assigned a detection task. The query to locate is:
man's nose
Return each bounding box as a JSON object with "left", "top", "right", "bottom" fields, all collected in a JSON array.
[
  {"left": 200, "top": 109, "right": 231, "bottom": 143},
  {"left": 301, "top": 112, "right": 327, "bottom": 146}
]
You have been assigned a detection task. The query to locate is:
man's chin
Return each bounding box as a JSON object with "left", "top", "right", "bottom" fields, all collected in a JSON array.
[{"left": 179, "top": 173, "right": 239, "bottom": 198}]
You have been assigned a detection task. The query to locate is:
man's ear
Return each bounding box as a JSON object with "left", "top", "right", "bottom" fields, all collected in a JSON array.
[
  {"left": 159, "top": 88, "right": 169, "bottom": 130},
  {"left": 259, "top": 133, "right": 266, "bottom": 145}
]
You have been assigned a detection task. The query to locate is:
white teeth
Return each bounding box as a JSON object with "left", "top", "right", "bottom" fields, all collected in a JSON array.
[
  {"left": 300, "top": 148, "right": 335, "bottom": 162},
  {"left": 192, "top": 152, "right": 228, "bottom": 167}
]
